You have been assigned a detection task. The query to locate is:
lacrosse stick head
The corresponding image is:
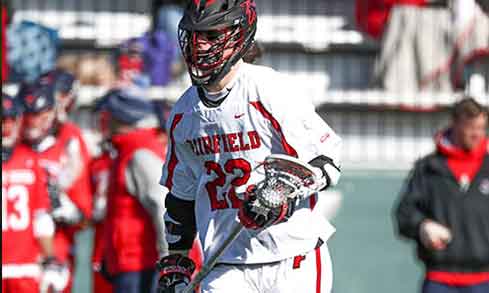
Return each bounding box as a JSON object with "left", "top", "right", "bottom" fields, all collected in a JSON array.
[{"left": 252, "top": 154, "right": 320, "bottom": 212}]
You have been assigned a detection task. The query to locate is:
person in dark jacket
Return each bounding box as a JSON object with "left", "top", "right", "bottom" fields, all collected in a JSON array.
[{"left": 395, "top": 97, "right": 489, "bottom": 293}]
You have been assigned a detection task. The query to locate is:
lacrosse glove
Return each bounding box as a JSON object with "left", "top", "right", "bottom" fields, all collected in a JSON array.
[
  {"left": 157, "top": 254, "right": 196, "bottom": 293},
  {"left": 40, "top": 256, "right": 70, "bottom": 293},
  {"left": 238, "top": 185, "right": 297, "bottom": 230}
]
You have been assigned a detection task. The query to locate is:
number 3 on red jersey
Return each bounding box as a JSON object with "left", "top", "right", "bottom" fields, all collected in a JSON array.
[
  {"left": 205, "top": 158, "right": 251, "bottom": 211},
  {"left": 2, "top": 185, "right": 30, "bottom": 231}
]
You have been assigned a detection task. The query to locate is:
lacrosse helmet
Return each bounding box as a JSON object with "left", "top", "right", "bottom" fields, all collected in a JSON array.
[
  {"left": 18, "top": 83, "right": 57, "bottom": 145},
  {"left": 37, "top": 69, "right": 78, "bottom": 122},
  {"left": 178, "top": 0, "right": 257, "bottom": 86}
]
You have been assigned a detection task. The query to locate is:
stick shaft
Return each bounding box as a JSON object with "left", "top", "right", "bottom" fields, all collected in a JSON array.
[{"left": 182, "top": 222, "right": 244, "bottom": 293}]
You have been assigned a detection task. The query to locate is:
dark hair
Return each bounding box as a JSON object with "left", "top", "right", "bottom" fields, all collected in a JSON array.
[
  {"left": 452, "top": 97, "right": 488, "bottom": 121},
  {"left": 243, "top": 41, "right": 264, "bottom": 64}
]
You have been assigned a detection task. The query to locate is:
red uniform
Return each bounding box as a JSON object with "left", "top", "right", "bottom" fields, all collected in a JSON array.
[
  {"left": 31, "top": 122, "right": 92, "bottom": 292},
  {"left": 2, "top": 145, "right": 50, "bottom": 293},
  {"left": 104, "top": 128, "right": 165, "bottom": 275},
  {"left": 89, "top": 152, "right": 113, "bottom": 293}
]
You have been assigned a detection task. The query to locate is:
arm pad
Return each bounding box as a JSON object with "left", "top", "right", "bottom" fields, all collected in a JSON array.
[{"left": 164, "top": 193, "right": 197, "bottom": 251}]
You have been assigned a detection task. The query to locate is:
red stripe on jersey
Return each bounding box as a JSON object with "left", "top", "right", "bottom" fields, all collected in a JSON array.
[
  {"left": 165, "top": 113, "right": 184, "bottom": 190},
  {"left": 249, "top": 101, "right": 298, "bottom": 157},
  {"left": 315, "top": 246, "right": 322, "bottom": 293},
  {"left": 309, "top": 193, "right": 317, "bottom": 210}
]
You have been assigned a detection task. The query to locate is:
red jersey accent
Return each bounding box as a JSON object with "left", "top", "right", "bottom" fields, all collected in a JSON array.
[
  {"left": 249, "top": 101, "right": 298, "bottom": 158},
  {"left": 165, "top": 113, "right": 184, "bottom": 190},
  {"left": 2, "top": 145, "right": 50, "bottom": 265},
  {"left": 104, "top": 128, "right": 166, "bottom": 274}
]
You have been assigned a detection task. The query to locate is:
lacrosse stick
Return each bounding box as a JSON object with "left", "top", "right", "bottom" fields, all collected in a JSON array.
[{"left": 182, "top": 154, "right": 322, "bottom": 293}]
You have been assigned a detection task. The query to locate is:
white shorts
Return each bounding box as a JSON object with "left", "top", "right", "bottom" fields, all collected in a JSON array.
[{"left": 201, "top": 243, "right": 333, "bottom": 293}]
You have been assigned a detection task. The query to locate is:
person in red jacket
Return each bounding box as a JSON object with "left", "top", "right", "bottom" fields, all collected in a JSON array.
[
  {"left": 2, "top": 92, "right": 68, "bottom": 293},
  {"left": 18, "top": 83, "right": 92, "bottom": 293},
  {"left": 98, "top": 89, "right": 168, "bottom": 293}
]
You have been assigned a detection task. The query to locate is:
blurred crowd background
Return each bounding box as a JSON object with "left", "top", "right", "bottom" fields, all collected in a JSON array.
[{"left": 1, "top": 0, "right": 488, "bottom": 292}]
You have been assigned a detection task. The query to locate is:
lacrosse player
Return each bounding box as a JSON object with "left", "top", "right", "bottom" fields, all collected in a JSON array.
[
  {"left": 2, "top": 93, "right": 68, "bottom": 293},
  {"left": 157, "top": 1, "right": 342, "bottom": 292},
  {"left": 18, "top": 83, "right": 92, "bottom": 292}
]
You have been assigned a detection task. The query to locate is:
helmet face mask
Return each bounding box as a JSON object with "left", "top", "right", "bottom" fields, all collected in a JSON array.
[
  {"left": 179, "top": 0, "right": 257, "bottom": 86},
  {"left": 22, "top": 109, "right": 56, "bottom": 145}
]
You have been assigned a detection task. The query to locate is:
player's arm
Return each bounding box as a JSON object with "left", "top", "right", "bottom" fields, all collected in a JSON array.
[
  {"left": 35, "top": 166, "right": 70, "bottom": 292},
  {"left": 34, "top": 210, "right": 56, "bottom": 257},
  {"left": 125, "top": 149, "right": 169, "bottom": 257},
  {"left": 157, "top": 112, "right": 198, "bottom": 292},
  {"left": 394, "top": 161, "right": 430, "bottom": 240}
]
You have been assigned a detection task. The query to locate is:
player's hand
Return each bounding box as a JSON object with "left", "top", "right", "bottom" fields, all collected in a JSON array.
[
  {"left": 51, "top": 193, "right": 82, "bottom": 225},
  {"left": 238, "top": 185, "right": 296, "bottom": 230},
  {"left": 40, "top": 257, "right": 70, "bottom": 293},
  {"left": 419, "top": 219, "right": 452, "bottom": 251},
  {"left": 157, "top": 254, "right": 196, "bottom": 293}
]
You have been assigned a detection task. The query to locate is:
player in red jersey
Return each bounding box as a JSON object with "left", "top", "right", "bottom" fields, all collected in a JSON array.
[
  {"left": 2, "top": 93, "right": 68, "bottom": 293},
  {"left": 18, "top": 83, "right": 92, "bottom": 292}
]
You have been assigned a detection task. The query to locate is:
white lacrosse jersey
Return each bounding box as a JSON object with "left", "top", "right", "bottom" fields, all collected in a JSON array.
[{"left": 160, "top": 63, "right": 341, "bottom": 264}]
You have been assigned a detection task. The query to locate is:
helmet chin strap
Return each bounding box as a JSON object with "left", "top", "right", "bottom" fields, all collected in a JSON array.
[{"left": 198, "top": 61, "right": 242, "bottom": 107}]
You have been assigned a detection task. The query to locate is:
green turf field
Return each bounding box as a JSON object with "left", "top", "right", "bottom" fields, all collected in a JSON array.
[
  {"left": 73, "top": 170, "right": 424, "bottom": 293},
  {"left": 329, "top": 170, "right": 423, "bottom": 293}
]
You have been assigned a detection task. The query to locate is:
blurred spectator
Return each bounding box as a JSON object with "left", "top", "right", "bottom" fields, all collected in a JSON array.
[
  {"left": 363, "top": 0, "right": 454, "bottom": 92},
  {"left": 89, "top": 97, "right": 115, "bottom": 293},
  {"left": 18, "top": 83, "right": 92, "bottom": 293},
  {"left": 395, "top": 97, "right": 489, "bottom": 293},
  {"left": 152, "top": 99, "right": 172, "bottom": 146},
  {"left": 7, "top": 20, "right": 59, "bottom": 83},
  {"left": 152, "top": 0, "right": 185, "bottom": 43},
  {"left": 98, "top": 89, "right": 168, "bottom": 293},
  {"left": 117, "top": 29, "right": 178, "bottom": 87},
  {"left": 77, "top": 53, "right": 117, "bottom": 87},
  {"left": 355, "top": 0, "right": 427, "bottom": 40},
  {"left": 37, "top": 69, "right": 78, "bottom": 123},
  {"left": 2, "top": 92, "right": 68, "bottom": 293},
  {"left": 358, "top": 0, "right": 489, "bottom": 93},
  {"left": 452, "top": 0, "right": 489, "bottom": 95}
]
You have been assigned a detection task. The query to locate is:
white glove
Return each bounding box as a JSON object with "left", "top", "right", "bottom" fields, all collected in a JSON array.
[
  {"left": 419, "top": 220, "right": 453, "bottom": 251},
  {"left": 40, "top": 257, "right": 70, "bottom": 293},
  {"left": 51, "top": 193, "right": 82, "bottom": 225}
]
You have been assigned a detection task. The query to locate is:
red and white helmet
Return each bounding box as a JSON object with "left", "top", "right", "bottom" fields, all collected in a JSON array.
[{"left": 178, "top": 0, "right": 257, "bottom": 86}]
